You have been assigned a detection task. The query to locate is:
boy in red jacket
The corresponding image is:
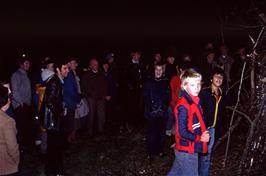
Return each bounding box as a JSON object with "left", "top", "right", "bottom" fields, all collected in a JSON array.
[{"left": 168, "top": 69, "right": 210, "bottom": 176}]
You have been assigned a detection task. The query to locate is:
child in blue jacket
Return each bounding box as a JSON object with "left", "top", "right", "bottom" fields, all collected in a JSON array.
[{"left": 168, "top": 69, "right": 210, "bottom": 176}]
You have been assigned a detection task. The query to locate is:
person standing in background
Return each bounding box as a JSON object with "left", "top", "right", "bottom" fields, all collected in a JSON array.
[
  {"left": 143, "top": 65, "right": 170, "bottom": 160},
  {"left": 0, "top": 84, "right": 20, "bottom": 176},
  {"left": 81, "top": 58, "right": 108, "bottom": 136},
  {"left": 11, "top": 56, "right": 33, "bottom": 147},
  {"left": 43, "top": 60, "right": 69, "bottom": 176},
  {"left": 64, "top": 58, "right": 80, "bottom": 143},
  {"left": 199, "top": 67, "right": 227, "bottom": 176}
]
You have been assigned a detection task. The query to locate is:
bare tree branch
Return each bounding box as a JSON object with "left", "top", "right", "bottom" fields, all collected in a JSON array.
[
  {"left": 226, "top": 106, "right": 253, "bottom": 124},
  {"left": 224, "top": 61, "right": 247, "bottom": 167},
  {"left": 213, "top": 107, "right": 253, "bottom": 151}
]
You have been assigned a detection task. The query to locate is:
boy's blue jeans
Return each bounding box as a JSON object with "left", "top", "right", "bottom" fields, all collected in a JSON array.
[
  {"left": 167, "top": 150, "right": 199, "bottom": 176},
  {"left": 199, "top": 127, "right": 215, "bottom": 176}
]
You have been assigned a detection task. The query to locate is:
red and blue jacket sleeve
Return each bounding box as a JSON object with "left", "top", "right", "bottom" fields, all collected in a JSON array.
[{"left": 177, "top": 105, "right": 201, "bottom": 142}]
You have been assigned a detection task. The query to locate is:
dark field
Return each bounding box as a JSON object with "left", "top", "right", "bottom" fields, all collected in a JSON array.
[{"left": 19, "top": 118, "right": 258, "bottom": 176}]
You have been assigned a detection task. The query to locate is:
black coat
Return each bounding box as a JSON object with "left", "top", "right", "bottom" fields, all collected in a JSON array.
[
  {"left": 43, "top": 74, "right": 65, "bottom": 131},
  {"left": 199, "top": 87, "right": 227, "bottom": 129},
  {"left": 81, "top": 70, "right": 108, "bottom": 100},
  {"left": 125, "top": 60, "right": 145, "bottom": 91},
  {"left": 143, "top": 78, "right": 170, "bottom": 118}
]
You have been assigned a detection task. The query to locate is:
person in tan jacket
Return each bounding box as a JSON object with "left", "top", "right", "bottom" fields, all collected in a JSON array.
[{"left": 0, "top": 84, "right": 20, "bottom": 175}]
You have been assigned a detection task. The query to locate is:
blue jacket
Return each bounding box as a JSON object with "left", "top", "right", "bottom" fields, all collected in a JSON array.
[
  {"left": 63, "top": 70, "right": 80, "bottom": 111},
  {"left": 174, "top": 90, "right": 208, "bottom": 154}
]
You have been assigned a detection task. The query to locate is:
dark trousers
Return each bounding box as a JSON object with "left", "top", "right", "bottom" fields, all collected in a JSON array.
[
  {"left": 125, "top": 89, "right": 143, "bottom": 126},
  {"left": 87, "top": 98, "right": 106, "bottom": 135},
  {"left": 106, "top": 98, "right": 115, "bottom": 123},
  {"left": 64, "top": 110, "right": 75, "bottom": 135},
  {"left": 147, "top": 117, "right": 167, "bottom": 156},
  {"left": 45, "top": 130, "right": 66, "bottom": 175},
  {"left": 14, "top": 105, "right": 34, "bottom": 147}
]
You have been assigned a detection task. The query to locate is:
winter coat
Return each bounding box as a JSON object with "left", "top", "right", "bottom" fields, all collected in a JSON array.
[
  {"left": 63, "top": 70, "right": 80, "bottom": 111},
  {"left": 170, "top": 75, "right": 181, "bottom": 109},
  {"left": 199, "top": 86, "right": 226, "bottom": 128},
  {"left": 143, "top": 78, "right": 170, "bottom": 119},
  {"left": 81, "top": 70, "right": 108, "bottom": 100},
  {"left": 125, "top": 60, "right": 145, "bottom": 91},
  {"left": 43, "top": 74, "right": 65, "bottom": 131},
  {"left": 174, "top": 90, "right": 208, "bottom": 154},
  {"left": 0, "top": 110, "right": 19, "bottom": 175}
]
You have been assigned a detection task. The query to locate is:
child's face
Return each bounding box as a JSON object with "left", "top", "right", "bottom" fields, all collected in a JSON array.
[
  {"left": 154, "top": 65, "right": 163, "bottom": 78},
  {"left": 167, "top": 57, "right": 175, "bottom": 64},
  {"left": 185, "top": 77, "right": 201, "bottom": 96},
  {"left": 211, "top": 74, "right": 223, "bottom": 87}
]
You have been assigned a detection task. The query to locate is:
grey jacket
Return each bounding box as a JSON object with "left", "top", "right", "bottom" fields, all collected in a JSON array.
[{"left": 11, "top": 68, "right": 32, "bottom": 109}]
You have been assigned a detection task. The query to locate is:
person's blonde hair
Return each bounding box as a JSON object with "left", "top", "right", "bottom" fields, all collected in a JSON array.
[{"left": 180, "top": 69, "right": 202, "bottom": 90}]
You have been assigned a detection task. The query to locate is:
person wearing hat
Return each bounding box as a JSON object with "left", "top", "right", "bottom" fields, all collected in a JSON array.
[
  {"left": 105, "top": 52, "right": 115, "bottom": 64},
  {"left": 41, "top": 57, "right": 55, "bottom": 83},
  {"left": 43, "top": 59, "right": 69, "bottom": 176},
  {"left": 33, "top": 57, "right": 55, "bottom": 150},
  {"left": 36, "top": 57, "right": 55, "bottom": 113}
]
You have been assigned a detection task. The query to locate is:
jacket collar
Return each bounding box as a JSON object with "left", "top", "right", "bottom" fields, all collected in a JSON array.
[
  {"left": 211, "top": 85, "right": 222, "bottom": 96},
  {"left": 180, "top": 90, "right": 195, "bottom": 105},
  {"left": 18, "top": 68, "right": 27, "bottom": 74}
]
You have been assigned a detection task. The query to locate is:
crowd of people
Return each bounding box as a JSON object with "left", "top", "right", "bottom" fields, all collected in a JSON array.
[{"left": 0, "top": 42, "right": 249, "bottom": 176}]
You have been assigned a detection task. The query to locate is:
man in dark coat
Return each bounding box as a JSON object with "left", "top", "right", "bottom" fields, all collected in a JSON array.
[
  {"left": 124, "top": 50, "right": 145, "bottom": 129},
  {"left": 43, "top": 60, "right": 69, "bottom": 176},
  {"left": 81, "top": 58, "right": 108, "bottom": 136}
]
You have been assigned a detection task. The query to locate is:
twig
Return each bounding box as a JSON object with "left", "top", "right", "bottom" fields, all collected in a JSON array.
[
  {"left": 212, "top": 105, "right": 253, "bottom": 151},
  {"left": 238, "top": 96, "right": 266, "bottom": 173},
  {"left": 226, "top": 75, "right": 249, "bottom": 95},
  {"left": 213, "top": 116, "right": 242, "bottom": 152},
  {"left": 253, "top": 26, "right": 265, "bottom": 50},
  {"left": 224, "top": 61, "right": 247, "bottom": 167},
  {"left": 225, "top": 24, "right": 263, "bottom": 30},
  {"left": 226, "top": 106, "right": 253, "bottom": 125}
]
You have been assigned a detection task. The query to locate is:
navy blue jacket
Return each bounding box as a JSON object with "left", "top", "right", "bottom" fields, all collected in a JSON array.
[
  {"left": 63, "top": 70, "right": 80, "bottom": 111},
  {"left": 174, "top": 90, "right": 207, "bottom": 154},
  {"left": 143, "top": 78, "right": 170, "bottom": 119}
]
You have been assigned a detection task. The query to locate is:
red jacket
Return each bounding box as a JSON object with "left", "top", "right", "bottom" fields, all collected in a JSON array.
[
  {"left": 174, "top": 91, "right": 208, "bottom": 154},
  {"left": 170, "top": 75, "right": 181, "bottom": 109}
]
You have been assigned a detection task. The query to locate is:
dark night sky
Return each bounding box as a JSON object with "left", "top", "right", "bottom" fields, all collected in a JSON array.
[
  {"left": 0, "top": 0, "right": 264, "bottom": 59},
  {"left": 1, "top": 0, "right": 265, "bottom": 79},
  {"left": 0, "top": 1, "right": 221, "bottom": 46}
]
